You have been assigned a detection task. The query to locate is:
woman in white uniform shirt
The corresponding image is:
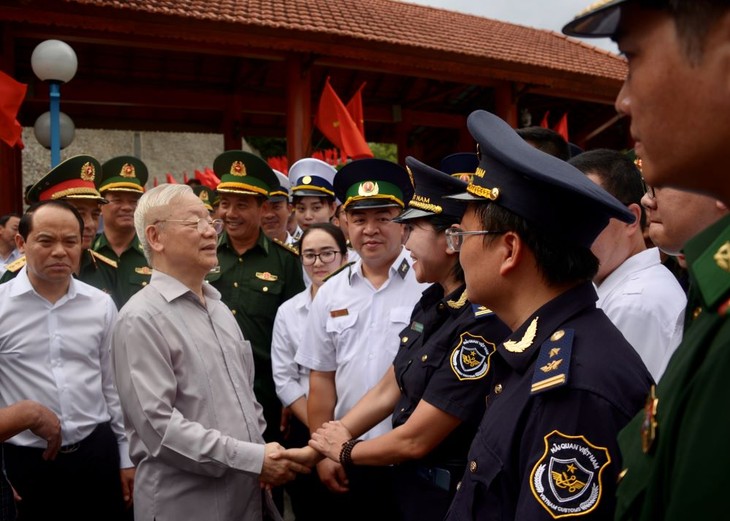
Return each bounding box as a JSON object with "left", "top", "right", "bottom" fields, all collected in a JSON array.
[{"left": 271, "top": 222, "right": 349, "bottom": 520}]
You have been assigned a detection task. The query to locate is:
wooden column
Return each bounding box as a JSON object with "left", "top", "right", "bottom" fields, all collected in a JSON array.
[
  {"left": 493, "top": 82, "right": 518, "bottom": 128},
  {"left": 286, "top": 55, "right": 311, "bottom": 165},
  {"left": 222, "top": 95, "right": 242, "bottom": 150},
  {"left": 0, "top": 24, "right": 22, "bottom": 214}
]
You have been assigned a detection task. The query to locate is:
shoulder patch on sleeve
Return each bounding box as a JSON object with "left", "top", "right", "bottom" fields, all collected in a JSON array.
[
  {"left": 89, "top": 250, "right": 118, "bottom": 268},
  {"left": 272, "top": 237, "right": 299, "bottom": 256},
  {"left": 4, "top": 255, "right": 26, "bottom": 273},
  {"left": 530, "top": 430, "right": 611, "bottom": 518},
  {"left": 449, "top": 332, "right": 496, "bottom": 381},
  {"left": 530, "top": 328, "right": 574, "bottom": 395},
  {"left": 322, "top": 261, "right": 355, "bottom": 283}
]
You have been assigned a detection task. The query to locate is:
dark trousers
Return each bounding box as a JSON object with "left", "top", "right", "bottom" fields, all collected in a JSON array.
[
  {"left": 393, "top": 462, "right": 463, "bottom": 521},
  {"left": 346, "top": 465, "right": 400, "bottom": 521},
  {"left": 3, "top": 422, "right": 125, "bottom": 521}
]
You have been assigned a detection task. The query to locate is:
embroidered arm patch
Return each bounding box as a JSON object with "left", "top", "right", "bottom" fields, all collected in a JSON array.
[
  {"left": 529, "top": 430, "right": 611, "bottom": 518},
  {"left": 449, "top": 332, "right": 495, "bottom": 381}
]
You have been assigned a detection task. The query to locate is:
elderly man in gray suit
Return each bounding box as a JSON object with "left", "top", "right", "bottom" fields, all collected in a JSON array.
[{"left": 112, "top": 184, "right": 308, "bottom": 520}]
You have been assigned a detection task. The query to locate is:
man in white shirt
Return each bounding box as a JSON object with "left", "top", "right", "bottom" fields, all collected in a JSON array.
[
  {"left": 571, "top": 149, "right": 686, "bottom": 381},
  {"left": 112, "top": 184, "right": 308, "bottom": 521},
  {"left": 0, "top": 213, "right": 20, "bottom": 276},
  {"left": 295, "top": 158, "right": 428, "bottom": 519},
  {"left": 0, "top": 200, "right": 134, "bottom": 520}
]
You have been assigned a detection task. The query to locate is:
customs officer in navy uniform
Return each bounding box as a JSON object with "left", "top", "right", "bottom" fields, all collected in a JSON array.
[
  {"left": 94, "top": 156, "right": 151, "bottom": 308},
  {"left": 443, "top": 111, "right": 653, "bottom": 520},
  {"left": 563, "top": 2, "right": 730, "bottom": 519},
  {"left": 208, "top": 151, "right": 304, "bottom": 445},
  {"left": 306, "top": 156, "right": 510, "bottom": 521},
  {"left": 1, "top": 156, "right": 117, "bottom": 294}
]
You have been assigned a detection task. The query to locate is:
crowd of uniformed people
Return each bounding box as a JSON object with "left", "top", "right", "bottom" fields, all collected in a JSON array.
[{"left": 0, "top": 1, "right": 729, "bottom": 520}]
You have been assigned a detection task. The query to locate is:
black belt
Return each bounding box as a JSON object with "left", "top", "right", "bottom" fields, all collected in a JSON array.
[{"left": 4, "top": 422, "right": 109, "bottom": 456}]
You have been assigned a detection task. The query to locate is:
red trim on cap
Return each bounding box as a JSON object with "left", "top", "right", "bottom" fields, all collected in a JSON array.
[{"left": 39, "top": 179, "right": 97, "bottom": 201}]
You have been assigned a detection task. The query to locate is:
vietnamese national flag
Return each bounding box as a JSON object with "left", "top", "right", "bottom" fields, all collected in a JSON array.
[
  {"left": 204, "top": 167, "right": 221, "bottom": 187},
  {"left": 0, "top": 70, "right": 27, "bottom": 148},
  {"left": 315, "top": 77, "right": 372, "bottom": 159},
  {"left": 346, "top": 82, "right": 366, "bottom": 138},
  {"left": 153, "top": 177, "right": 159, "bottom": 187},
  {"left": 166, "top": 173, "right": 177, "bottom": 184},
  {"left": 540, "top": 111, "right": 550, "bottom": 129},
  {"left": 554, "top": 113, "right": 569, "bottom": 142}
]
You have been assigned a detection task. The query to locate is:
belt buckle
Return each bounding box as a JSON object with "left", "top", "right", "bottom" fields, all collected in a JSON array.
[{"left": 59, "top": 442, "right": 80, "bottom": 454}]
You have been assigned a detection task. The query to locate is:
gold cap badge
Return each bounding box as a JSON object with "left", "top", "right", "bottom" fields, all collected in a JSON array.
[
  {"left": 302, "top": 175, "right": 312, "bottom": 185},
  {"left": 120, "top": 163, "right": 136, "bottom": 178},
  {"left": 358, "top": 181, "right": 379, "bottom": 196},
  {"left": 230, "top": 161, "right": 247, "bottom": 177},
  {"left": 80, "top": 162, "right": 96, "bottom": 182}
]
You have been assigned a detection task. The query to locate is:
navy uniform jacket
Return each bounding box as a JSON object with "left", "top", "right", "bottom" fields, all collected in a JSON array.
[
  {"left": 393, "top": 283, "right": 510, "bottom": 465},
  {"left": 446, "top": 282, "right": 652, "bottom": 521},
  {"left": 208, "top": 230, "right": 304, "bottom": 442},
  {"left": 392, "top": 283, "right": 510, "bottom": 521},
  {"left": 615, "top": 214, "right": 730, "bottom": 520}
]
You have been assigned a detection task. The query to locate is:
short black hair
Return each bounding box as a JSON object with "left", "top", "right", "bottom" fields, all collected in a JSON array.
[
  {"left": 428, "top": 213, "right": 465, "bottom": 284},
  {"left": 516, "top": 127, "right": 570, "bottom": 161},
  {"left": 474, "top": 202, "right": 599, "bottom": 285},
  {"left": 19, "top": 200, "right": 84, "bottom": 241},
  {"left": 0, "top": 213, "right": 19, "bottom": 227},
  {"left": 569, "top": 149, "right": 645, "bottom": 228},
  {"left": 298, "top": 222, "right": 347, "bottom": 255}
]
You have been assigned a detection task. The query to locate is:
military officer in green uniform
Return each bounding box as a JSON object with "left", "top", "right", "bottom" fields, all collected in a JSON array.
[
  {"left": 1, "top": 155, "right": 117, "bottom": 293},
  {"left": 208, "top": 150, "right": 304, "bottom": 444},
  {"left": 564, "top": 1, "right": 730, "bottom": 519},
  {"left": 192, "top": 185, "right": 217, "bottom": 215},
  {"left": 94, "top": 156, "right": 152, "bottom": 308}
]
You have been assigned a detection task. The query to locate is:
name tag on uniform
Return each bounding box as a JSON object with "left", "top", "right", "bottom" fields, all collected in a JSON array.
[{"left": 330, "top": 308, "right": 349, "bottom": 318}]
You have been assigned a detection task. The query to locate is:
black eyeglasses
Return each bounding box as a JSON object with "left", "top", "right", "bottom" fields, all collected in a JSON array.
[
  {"left": 301, "top": 250, "right": 341, "bottom": 266},
  {"left": 641, "top": 178, "right": 656, "bottom": 200},
  {"left": 445, "top": 227, "right": 506, "bottom": 252},
  {"left": 156, "top": 218, "right": 224, "bottom": 234}
]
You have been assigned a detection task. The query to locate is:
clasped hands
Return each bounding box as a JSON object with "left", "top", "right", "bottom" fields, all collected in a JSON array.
[{"left": 270, "top": 421, "right": 353, "bottom": 493}]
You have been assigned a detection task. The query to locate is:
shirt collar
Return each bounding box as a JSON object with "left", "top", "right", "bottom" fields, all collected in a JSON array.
[
  {"left": 9, "top": 265, "right": 89, "bottom": 301},
  {"left": 219, "top": 229, "right": 269, "bottom": 256},
  {"left": 349, "top": 246, "right": 409, "bottom": 284},
  {"left": 497, "top": 281, "right": 598, "bottom": 373},
  {"left": 596, "top": 247, "right": 660, "bottom": 299},
  {"left": 151, "top": 270, "right": 222, "bottom": 303}
]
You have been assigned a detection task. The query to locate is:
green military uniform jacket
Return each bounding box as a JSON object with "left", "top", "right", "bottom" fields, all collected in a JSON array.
[
  {"left": 208, "top": 230, "right": 304, "bottom": 442},
  {"left": 93, "top": 233, "right": 152, "bottom": 308},
  {"left": 0, "top": 250, "right": 117, "bottom": 295},
  {"left": 616, "top": 214, "right": 730, "bottom": 520}
]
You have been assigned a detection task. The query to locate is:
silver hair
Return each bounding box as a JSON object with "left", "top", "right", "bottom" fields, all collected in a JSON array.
[{"left": 134, "top": 184, "right": 193, "bottom": 263}]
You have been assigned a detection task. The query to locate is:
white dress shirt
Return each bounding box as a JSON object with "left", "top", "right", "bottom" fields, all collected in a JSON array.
[
  {"left": 0, "top": 267, "right": 131, "bottom": 467},
  {"left": 112, "top": 270, "right": 269, "bottom": 521},
  {"left": 271, "top": 288, "right": 313, "bottom": 408},
  {"left": 597, "top": 247, "right": 686, "bottom": 381},
  {"left": 295, "top": 247, "right": 428, "bottom": 439}
]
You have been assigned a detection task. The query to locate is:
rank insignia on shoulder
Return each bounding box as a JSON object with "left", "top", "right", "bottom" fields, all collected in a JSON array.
[
  {"left": 397, "top": 258, "right": 410, "bottom": 279},
  {"left": 4, "top": 256, "right": 26, "bottom": 273},
  {"left": 530, "top": 328, "right": 574, "bottom": 395},
  {"left": 472, "top": 304, "right": 494, "bottom": 317},
  {"left": 255, "top": 271, "right": 278, "bottom": 282},
  {"left": 450, "top": 332, "right": 495, "bottom": 381},
  {"left": 90, "top": 250, "right": 118, "bottom": 268},
  {"left": 530, "top": 430, "right": 610, "bottom": 518},
  {"left": 135, "top": 266, "right": 153, "bottom": 275},
  {"left": 272, "top": 238, "right": 299, "bottom": 256}
]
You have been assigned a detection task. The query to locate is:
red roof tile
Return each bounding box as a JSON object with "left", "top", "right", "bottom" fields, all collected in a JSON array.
[{"left": 66, "top": 0, "right": 627, "bottom": 81}]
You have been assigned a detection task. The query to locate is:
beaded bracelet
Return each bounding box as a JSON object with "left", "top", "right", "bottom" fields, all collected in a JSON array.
[{"left": 339, "top": 438, "right": 363, "bottom": 467}]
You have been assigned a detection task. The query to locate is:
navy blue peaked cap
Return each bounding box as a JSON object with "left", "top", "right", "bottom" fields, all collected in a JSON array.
[
  {"left": 393, "top": 156, "right": 467, "bottom": 222},
  {"left": 448, "top": 110, "right": 635, "bottom": 248}
]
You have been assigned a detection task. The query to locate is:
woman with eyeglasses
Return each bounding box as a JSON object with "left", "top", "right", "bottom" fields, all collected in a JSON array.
[
  {"left": 271, "top": 222, "right": 350, "bottom": 520},
  {"left": 293, "top": 157, "right": 510, "bottom": 521}
]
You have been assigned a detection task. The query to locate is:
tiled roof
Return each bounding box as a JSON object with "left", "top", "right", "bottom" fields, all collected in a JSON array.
[{"left": 66, "top": 0, "right": 626, "bottom": 81}]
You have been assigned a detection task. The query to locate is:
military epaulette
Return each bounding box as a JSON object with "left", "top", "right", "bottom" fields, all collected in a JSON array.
[
  {"left": 272, "top": 237, "right": 299, "bottom": 256},
  {"left": 323, "top": 261, "right": 355, "bottom": 283},
  {"left": 89, "top": 250, "right": 118, "bottom": 268},
  {"left": 472, "top": 304, "right": 494, "bottom": 318},
  {"left": 4, "top": 255, "right": 26, "bottom": 273},
  {"left": 530, "top": 328, "right": 574, "bottom": 395}
]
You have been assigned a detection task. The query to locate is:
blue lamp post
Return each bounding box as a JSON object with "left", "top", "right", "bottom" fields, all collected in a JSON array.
[{"left": 31, "top": 40, "right": 77, "bottom": 168}]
